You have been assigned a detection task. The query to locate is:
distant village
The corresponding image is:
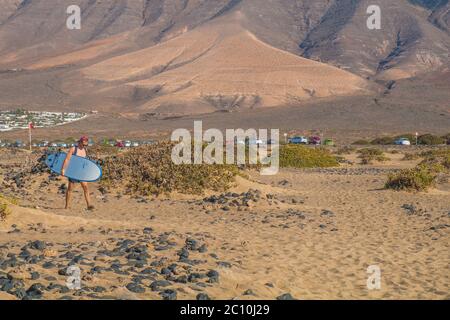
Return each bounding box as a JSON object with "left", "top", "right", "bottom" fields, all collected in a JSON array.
[{"left": 0, "top": 110, "right": 86, "bottom": 132}]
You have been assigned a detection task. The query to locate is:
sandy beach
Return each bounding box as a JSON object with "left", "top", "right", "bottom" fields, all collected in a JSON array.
[{"left": 0, "top": 148, "right": 448, "bottom": 300}]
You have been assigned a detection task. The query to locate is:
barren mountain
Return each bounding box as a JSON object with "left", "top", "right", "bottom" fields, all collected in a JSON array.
[{"left": 0, "top": 0, "right": 448, "bottom": 119}]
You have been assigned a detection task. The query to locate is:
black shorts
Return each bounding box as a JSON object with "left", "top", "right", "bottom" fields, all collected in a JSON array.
[{"left": 68, "top": 178, "right": 81, "bottom": 183}]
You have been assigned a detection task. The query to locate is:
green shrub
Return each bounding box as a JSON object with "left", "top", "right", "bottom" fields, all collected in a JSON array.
[
  {"left": 386, "top": 148, "right": 449, "bottom": 191},
  {"left": 335, "top": 146, "right": 356, "bottom": 155},
  {"left": 0, "top": 195, "right": 12, "bottom": 221},
  {"left": 89, "top": 144, "right": 119, "bottom": 157},
  {"left": 371, "top": 136, "right": 394, "bottom": 145},
  {"left": 419, "top": 149, "right": 450, "bottom": 170},
  {"left": 0, "top": 203, "right": 10, "bottom": 221},
  {"left": 441, "top": 133, "right": 450, "bottom": 143},
  {"left": 357, "top": 148, "right": 389, "bottom": 164},
  {"left": 402, "top": 152, "right": 420, "bottom": 161},
  {"left": 280, "top": 145, "right": 339, "bottom": 168},
  {"left": 417, "top": 134, "right": 445, "bottom": 145},
  {"left": 352, "top": 139, "right": 370, "bottom": 145},
  {"left": 101, "top": 142, "right": 240, "bottom": 196},
  {"left": 385, "top": 164, "right": 443, "bottom": 191}
]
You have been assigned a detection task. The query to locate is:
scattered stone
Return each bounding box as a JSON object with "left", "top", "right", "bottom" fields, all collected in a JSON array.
[
  {"left": 126, "top": 283, "right": 146, "bottom": 293},
  {"left": 42, "top": 262, "right": 55, "bottom": 269},
  {"left": 30, "top": 240, "right": 46, "bottom": 251},
  {"left": 30, "top": 272, "right": 40, "bottom": 280},
  {"left": 217, "top": 261, "right": 232, "bottom": 268},
  {"left": 26, "top": 283, "right": 45, "bottom": 299},
  {"left": 206, "top": 270, "right": 219, "bottom": 283},
  {"left": 150, "top": 280, "right": 171, "bottom": 291},
  {"left": 185, "top": 238, "right": 199, "bottom": 251},
  {"left": 196, "top": 293, "right": 211, "bottom": 300},
  {"left": 276, "top": 293, "right": 297, "bottom": 300},
  {"left": 321, "top": 210, "right": 335, "bottom": 217},
  {"left": 243, "top": 289, "right": 256, "bottom": 296},
  {"left": 160, "top": 289, "right": 177, "bottom": 300}
]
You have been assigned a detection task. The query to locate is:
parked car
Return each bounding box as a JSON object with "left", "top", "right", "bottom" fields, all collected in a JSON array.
[
  {"left": 309, "top": 136, "right": 322, "bottom": 145},
  {"left": 248, "top": 139, "right": 264, "bottom": 146},
  {"left": 131, "top": 141, "right": 140, "bottom": 147},
  {"left": 124, "top": 140, "right": 132, "bottom": 148},
  {"left": 323, "top": 138, "right": 335, "bottom": 146},
  {"left": 394, "top": 138, "right": 411, "bottom": 146},
  {"left": 289, "top": 136, "right": 308, "bottom": 144},
  {"left": 14, "top": 140, "right": 26, "bottom": 148},
  {"left": 115, "top": 141, "right": 125, "bottom": 148}
]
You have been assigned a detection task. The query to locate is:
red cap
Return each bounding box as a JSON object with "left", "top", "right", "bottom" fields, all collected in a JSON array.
[{"left": 79, "top": 136, "right": 89, "bottom": 143}]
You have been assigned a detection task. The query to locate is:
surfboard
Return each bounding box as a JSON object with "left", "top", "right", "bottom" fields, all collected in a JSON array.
[{"left": 45, "top": 152, "right": 102, "bottom": 182}]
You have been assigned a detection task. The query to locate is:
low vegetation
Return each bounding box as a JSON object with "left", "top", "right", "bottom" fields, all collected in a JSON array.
[
  {"left": 357, "top": 148, "right": 389, "bottom": 164},
  {"left": 280, "top": 145, "right": 339, "bottom": 168},
  {"left": 386, "top": 148, "right": 449, "bottom": 191},
  {"left": 385, "top": 164, "right": 443, "bottom": 191},
  {"left": 352, "top": 133, "right": 449, "bottom": 146},
  {"left": 101, "top": 142, "right": 240, "bottom": 196},
  {"left": 335, "top": 146, "right": 356, "bottom": 155},
  {"left": 402, "top": 152, "right": 420, "bottom": 161},
  {"left": 0, "top": 194, "right": 14, "bottom": 221},
  {"left": 417, "top": 134, "right": 446, "bottom": 146},
  {"left": 351, "top": 139, "right": 370, "bottom": 145},
  {"left": 419, "top": 149, "right": 450, "bottom": 170}
]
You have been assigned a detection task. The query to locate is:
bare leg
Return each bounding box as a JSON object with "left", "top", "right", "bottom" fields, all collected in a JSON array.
[
  {"left": 65, "top": 182, "right": 74, "bottom": 209},
  {"left": 81, "top": 182, "right": 93, "bottom": 209}
]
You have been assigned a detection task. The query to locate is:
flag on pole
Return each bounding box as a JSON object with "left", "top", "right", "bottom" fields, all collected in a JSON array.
[{"left": 29, "top": 122, "right": 35, "bottom": 129}]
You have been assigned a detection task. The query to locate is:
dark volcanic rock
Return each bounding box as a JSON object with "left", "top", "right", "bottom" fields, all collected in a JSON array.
[
  {"left": 185, "top": 238, "right": 199, "bottom": 251},
  {"left": 26, "top": 283, "right": 45, "bottom": 299},
  {"left": 206, "top": 270, "right": 219, "bottom": 283},
  {"left": 160, "top": 289, "right": 177, "bottom": 300},
  {"left": 276, "top": 293, "right": 297, "bottom": 300},
  {"left": 42, "top": 261, "right": 56, "bottom": 269},
  {"left": 30, "top": 272, "right": 40, "bottom": 280},
  {"left": 30, "top": 240, "right": 46, "bottom": 251},
  {"left": 150, "top": 280, "right": 171, "bottom": 292},
  {"left": 196, "top": 293, "right": 211, "bottom": 300}
]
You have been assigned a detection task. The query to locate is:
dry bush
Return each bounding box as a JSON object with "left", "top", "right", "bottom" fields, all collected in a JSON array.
[
  {"left": 280, "top": 145, "right": 339, "bottom": 168},
  {"left": 0, "top": 195, "right": 12, "bottom": 221},
  {"left": 101, "top": 142, "right": 240, "bottom": 196},
  {"left": 357, "top": 148, "right": 389, "bottom": 164},
  {"left": 386, "top": 148, "right": 449, "bottom": 191}
]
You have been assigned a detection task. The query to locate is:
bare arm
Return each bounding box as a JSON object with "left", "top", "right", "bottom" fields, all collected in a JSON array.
[{"left": 61, "top": 147, "right": 74, "bottom": 175}]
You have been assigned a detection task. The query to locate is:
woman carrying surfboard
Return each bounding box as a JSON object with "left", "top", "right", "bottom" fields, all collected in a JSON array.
[{"left": 61, "top": 136, "right": 95, "bottom": 211}]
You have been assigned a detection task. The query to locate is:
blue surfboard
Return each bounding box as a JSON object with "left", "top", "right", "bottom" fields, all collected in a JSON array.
[{"left": 45, "top": 152, "right": 102, "bottom": 182}]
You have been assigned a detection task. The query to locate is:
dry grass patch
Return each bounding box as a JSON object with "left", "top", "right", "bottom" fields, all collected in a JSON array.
[
  {"left": 101, "top": 142, "right": 240, "bottom": 196},
  {"left": 357, "top": 148, "right": 389, "bottom": 165},
  {"left": 280, "top": 145, "right": 339, "bottom": 168}
]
